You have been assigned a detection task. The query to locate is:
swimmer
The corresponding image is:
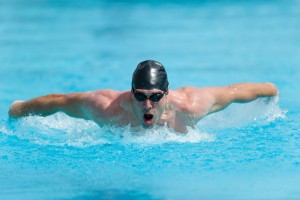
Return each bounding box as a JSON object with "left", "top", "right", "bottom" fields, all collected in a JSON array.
[{"left": 8, "top": 60, "right": 278, "bottom": 133}]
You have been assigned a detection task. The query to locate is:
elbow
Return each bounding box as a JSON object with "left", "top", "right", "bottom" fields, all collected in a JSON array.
[{"left": 8, "top": 100, "right": 28, "bottom": 118}]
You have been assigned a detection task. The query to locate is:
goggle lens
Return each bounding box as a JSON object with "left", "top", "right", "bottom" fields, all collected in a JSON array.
[{"left": 134, "top": 92, "right": 164, "bottom": 102}]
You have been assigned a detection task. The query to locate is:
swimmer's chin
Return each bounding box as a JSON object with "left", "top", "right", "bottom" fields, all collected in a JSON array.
[{"left": 142, "top": 123, "right": 155, "bottom": 129}]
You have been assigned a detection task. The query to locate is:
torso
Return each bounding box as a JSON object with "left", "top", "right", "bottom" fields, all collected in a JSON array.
[
  {"left": 158, "top": 88, "right": 211, "bottom": 132},
  {"left": 84, "top": 88, "right": 212, "bottom": 133}
]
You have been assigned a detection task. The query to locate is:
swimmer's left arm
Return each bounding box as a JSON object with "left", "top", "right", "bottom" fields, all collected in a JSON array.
[{"left": 206, "top": 82, "right": 278, "bottom": 114}]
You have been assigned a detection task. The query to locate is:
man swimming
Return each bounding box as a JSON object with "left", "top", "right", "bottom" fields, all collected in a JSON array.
[{"left": 8, "top": 60, "right": 278, "bottom": 133}]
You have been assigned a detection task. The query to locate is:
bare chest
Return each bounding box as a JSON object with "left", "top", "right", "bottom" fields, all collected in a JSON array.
[{"left": 158, "top": 110, "right": 197, "bottom": 133}]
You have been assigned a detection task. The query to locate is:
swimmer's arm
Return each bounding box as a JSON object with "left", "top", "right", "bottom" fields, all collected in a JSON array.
[
  {"left": 207, "top": 82, "right": 278, "bottom": 114},
  {"left": 8, "top": 93, "right": 90, "bottom": 119}
]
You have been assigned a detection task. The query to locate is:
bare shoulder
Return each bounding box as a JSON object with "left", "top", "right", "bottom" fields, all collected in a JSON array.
[
  {"left": 84, "top": 89, "right": 122, "bottom": 100},
  {"left": 169, "top": 86, "right": 214, "bottom": 113},
  {"left": 173, "top": 86, "right": 213, "bottom": 101},
  {"left": 175, "top": 86, "right": 208, "bottom": 94},
  {"left": 64, "top": 90, "right": 131, "bottom": 120},
  {"left": 72, "top": 89, "right": 130, "bottom": 108},
  {"left": 65, "top": 89, "right": 130, "bottom": 101}
]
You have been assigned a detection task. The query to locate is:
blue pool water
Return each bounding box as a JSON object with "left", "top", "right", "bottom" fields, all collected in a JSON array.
[{"left": 1, "top": 0, "right": 300, "bottom": 199}]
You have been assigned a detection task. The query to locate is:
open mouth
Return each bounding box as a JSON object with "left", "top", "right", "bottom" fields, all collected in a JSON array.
[{"left": 143, "top": 114, "right": 154, "bottom": 125}]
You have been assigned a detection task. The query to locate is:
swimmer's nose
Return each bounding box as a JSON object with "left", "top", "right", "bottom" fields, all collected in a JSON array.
[{"left": 144, "top": 99, "right": 152, "bottom": 110}]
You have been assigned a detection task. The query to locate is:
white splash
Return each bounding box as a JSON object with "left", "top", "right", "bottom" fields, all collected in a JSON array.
[
  {"left": 118, "top": 125, "right": 215, "bottom": 145},
  {"left": 197, "top": 95, "right": 287, "bottom": 130},
  {"left": 4, "top": 113, "right": 214, "bottom": 148}
]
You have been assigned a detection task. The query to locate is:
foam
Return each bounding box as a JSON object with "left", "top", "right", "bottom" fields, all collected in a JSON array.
[
  {"left": 197, "top": 95, "right": 287, "bottom": 130},
  {"left": 116, "top": 125, "right": 215, "bottom": 145},
  {"left": 3, "top": 113, "right": 214, "bottom": 148}
]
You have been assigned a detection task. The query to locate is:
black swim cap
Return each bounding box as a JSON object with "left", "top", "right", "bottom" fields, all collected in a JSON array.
[{"left": 132, "top": 60, "right": 169, "bottom": 92}]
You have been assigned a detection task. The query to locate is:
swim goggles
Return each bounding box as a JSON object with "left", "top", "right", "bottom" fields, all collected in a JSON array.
[{"left": 133, "top": 92, "right": 165, "bottom": 102}]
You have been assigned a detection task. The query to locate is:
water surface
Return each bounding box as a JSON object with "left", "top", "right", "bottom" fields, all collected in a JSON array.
[{"left": 0, "top": 0, "right": 299, "bottom": 199}]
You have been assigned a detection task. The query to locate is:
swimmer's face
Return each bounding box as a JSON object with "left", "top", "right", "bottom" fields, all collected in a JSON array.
[{"left": 132, "top": 89, "right": 167, "bottom": 128}]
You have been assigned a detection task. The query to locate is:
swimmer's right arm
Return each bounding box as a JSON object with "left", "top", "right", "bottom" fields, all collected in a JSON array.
[{"left": 8, "top": 93, "right": 90, "bottom": 119}]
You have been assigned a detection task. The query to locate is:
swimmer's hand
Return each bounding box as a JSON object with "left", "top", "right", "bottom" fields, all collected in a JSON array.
[{"left": 8, "top": 100, "right": 29, "bottom": 118}]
